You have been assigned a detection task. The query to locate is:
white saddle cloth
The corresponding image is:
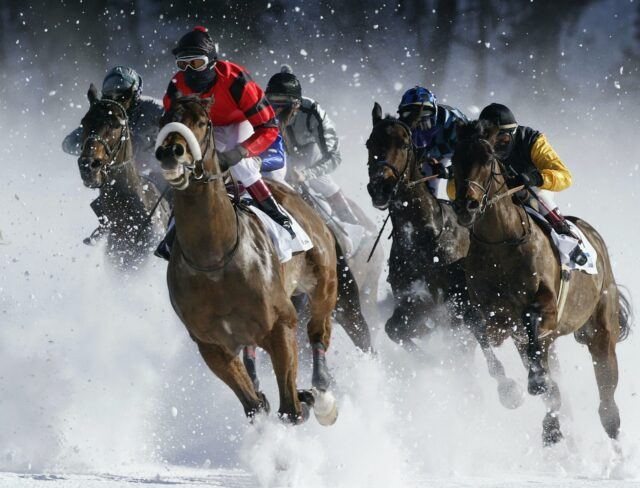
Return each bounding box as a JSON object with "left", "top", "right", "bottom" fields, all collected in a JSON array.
[
  {"left": 525, "top": 208, "right": 598, "bottom": 275},
  {"left": 245, "top": 204, "right": 313, "bottom": 263}
]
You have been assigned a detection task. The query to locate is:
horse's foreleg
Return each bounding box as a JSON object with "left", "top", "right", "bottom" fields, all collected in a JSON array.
[
  {"left": 242, "top": 346, "right": 260, "bottom": 391},
  {"left": 470, "top": 315, "right": 524, "bottom": 410},
  {"left": 385, "top": 300, "right": 432, "bottom": 355},
  {"left": 196, "top": 341, "right": 269, "bottom": 419},
  {"left": 263, "top": 314, "right": 308, "bottom": 423},
  {"left": 523, "top": 284, "right": 557, "bottom": 395}
]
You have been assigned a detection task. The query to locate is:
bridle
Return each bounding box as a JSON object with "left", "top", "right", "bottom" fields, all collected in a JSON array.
[
  {"left": 162, "top": 99, "right": 240, "bottom": 273},
  {"left": 80, "top": 98, "right": 133, "bottom": 178},
  {"left": 367, "top": 119, "right": 415, "bottom": 209},
  {"left": 463, "top": 139, "right": 531, "bottom": 245},
  {"left": 365, "top": 118, "right": 446, "bottom": 262}
]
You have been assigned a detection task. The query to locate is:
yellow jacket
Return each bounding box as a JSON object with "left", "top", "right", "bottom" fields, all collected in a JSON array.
[{"left": 446, "top": 133, "right": 572, "bottom": 199}]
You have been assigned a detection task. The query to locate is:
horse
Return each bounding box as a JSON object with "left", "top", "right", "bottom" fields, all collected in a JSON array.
[
  {"left": 293, "top": 183, "right": 383, "bottom": 345},
  {"left": 77, "top": 84, "right": 170, "bottom": 270},
  {"left": 365, "top": 104, "right": 523, "bottom": 409},
  {"left": 154, "top": 92, "right": 341, "bottom": 424},
  {"left": 451, "top": 119, "right": 631, "bottom": 444}
]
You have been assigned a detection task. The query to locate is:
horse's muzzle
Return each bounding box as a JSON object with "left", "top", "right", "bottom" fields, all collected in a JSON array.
[
  {"left": 78, "top": 157, "right": 103, "bottom": 188},
  {"left": 452, "top": 198, "right": 479, "bottom": 227}
]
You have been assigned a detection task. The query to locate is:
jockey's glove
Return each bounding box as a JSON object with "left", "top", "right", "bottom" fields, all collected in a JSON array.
[
  {"left": 216, "top": 146, "right": 248, "bottom": 171},
  {"left": 515, "top": 168, "right": 543, "bottom": 188},
  {"left": 432, "top": 162, "right": 450, "bottom": 179}
]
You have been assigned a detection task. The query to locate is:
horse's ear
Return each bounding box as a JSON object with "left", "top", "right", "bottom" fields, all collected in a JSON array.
[
  {"left": 87, "top": 83, "right": 99, "bottom": 105},
  {"left": 372, "top": 102, "right": 382, "bottom": 127}
]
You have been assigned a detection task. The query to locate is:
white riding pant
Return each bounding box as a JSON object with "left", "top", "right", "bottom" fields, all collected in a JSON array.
[
  {"left": 307, "top": 174, "right": 340, "bottom": 198},
  {"left": 213, "top": 122, "right": 286, "bottom": 187}
]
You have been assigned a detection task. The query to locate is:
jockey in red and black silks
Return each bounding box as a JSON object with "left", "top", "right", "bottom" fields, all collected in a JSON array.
[{"left": 161, "top": 26, "right": 295, "bottom": 240}]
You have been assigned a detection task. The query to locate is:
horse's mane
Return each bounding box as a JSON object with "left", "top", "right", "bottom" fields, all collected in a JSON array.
[{"left": 456, "top": 119, "right": 498, "bottom": 142}]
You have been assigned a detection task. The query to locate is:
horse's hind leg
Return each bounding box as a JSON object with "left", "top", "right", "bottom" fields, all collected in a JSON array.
[
  {"left": 243, "top": 346, "right": 260, "bottom": 391},
  {"left": 262, "top": 312, "right": 307, "bottom": 423},
  {"left": 585, "top": 299, "right": 621, "bottom": 439},
  {"left": 196, "top": 341, "right": 269, "bottom": 418}
]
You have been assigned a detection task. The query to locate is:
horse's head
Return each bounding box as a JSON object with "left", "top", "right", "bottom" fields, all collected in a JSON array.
[
  {"left": 366, "top": 102, "right": 414, "bottom": 210},
  {"left": 77, "top": 83, "right": 131, "bottom": 188},
  {"left": 155, "top": 91, "right": 215, "bottom": 190},
  {"left": 451, "top": 119, "right": 504, "bottom": 227}
]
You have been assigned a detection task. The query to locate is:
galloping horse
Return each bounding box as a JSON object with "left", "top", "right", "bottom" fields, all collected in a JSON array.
[
  {"left": 452, "top": 120, "right": 631, "bottom": 444},
  {"left": 77, "top": 84, "right": 169, "bottom": 270},
  {"left": 366, "top": 104, "right": 523, "bottom": 408},
  {"left": 155, "top": 92, "right": 340, "bottom": 424}
]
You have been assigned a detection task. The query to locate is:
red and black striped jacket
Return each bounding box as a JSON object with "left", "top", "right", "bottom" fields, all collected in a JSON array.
[{"left": 163, "top": 60, "right": 278, "bottom": 156}]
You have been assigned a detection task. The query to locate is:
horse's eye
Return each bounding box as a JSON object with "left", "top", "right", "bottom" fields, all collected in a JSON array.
[{"left": 198, "top": 121, "right": 206, "bottom": 129}]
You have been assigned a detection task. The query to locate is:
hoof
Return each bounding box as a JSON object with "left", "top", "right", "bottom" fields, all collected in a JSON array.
[
  {"left": 311, "top": 387, "right": 338, "bottom": 426},
  {"left": 278, "top": 401, "right": 310, "bottom": 425},
  {"left": 528, "top": 368, "right": 549, "bottom": 396},
  {"left": 497, "top": 378, "right": 525, "bottom": 410},
  {"left": 542, "top": 414, "right": 563, "bottom": 446}
]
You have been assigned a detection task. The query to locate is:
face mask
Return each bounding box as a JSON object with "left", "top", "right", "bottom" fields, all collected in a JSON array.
[
  {"left": 495, "top": 130, "right": 515, "bottom": 159},
  {"left": 183, "top": 62, "right": 217, "bottom": 93}
]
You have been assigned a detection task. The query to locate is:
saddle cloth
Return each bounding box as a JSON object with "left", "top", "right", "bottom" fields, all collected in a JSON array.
[
  {"left": 524, "top": 207, "right": 598, "bottom": 275},
  {"left": 241, "top": 199, "right": 313, "bottom": 263}
]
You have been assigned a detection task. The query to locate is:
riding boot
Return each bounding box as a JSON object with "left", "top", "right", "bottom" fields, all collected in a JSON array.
[
  {"left": 326, "top": 190, "right": 359, "bottom": 225},
  {"left": 544, "top": 209, "right": 588, "bottom": 266},
  {"left": 154, "top": 216, "right": 175, "bottom": 261},
  {"left": 246, "top": 179, "right": 296, "bottom": 239}
]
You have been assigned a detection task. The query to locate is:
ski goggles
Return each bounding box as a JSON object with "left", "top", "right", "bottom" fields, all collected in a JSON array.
[
  {"left": 267, "top": 95, "right": 300, "bottom": 110},
  {"left": 176, "top": 55, "right": 209, "bottom": 71}
]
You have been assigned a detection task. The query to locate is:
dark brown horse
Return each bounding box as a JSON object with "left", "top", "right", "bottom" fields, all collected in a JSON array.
[
  {"left": 77, "top": 84, "right": 169, "bottom": 270},
  {"left": 452, "top": 120, "right": 631, "bottom": 444},
  {"left": 366, "top": 104, "right": 524, "bottom": 409},
  {"left": 155, "top": 92, "right": 341, "bottom": 424}
]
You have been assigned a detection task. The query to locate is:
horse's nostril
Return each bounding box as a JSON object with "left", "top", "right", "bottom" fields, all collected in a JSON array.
[{"left": 172, "top": 144, "right": 184, "bottom": 157}]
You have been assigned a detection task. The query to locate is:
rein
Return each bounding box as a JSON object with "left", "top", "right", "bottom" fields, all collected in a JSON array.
[{"left": 465, "top": 146, "right": 532, "bottom": 246}]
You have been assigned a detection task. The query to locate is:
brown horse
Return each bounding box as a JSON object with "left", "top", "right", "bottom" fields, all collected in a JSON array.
[
  {"left": 77, "top": 84, "right": 169, "bottom": 270},
  {"left": 366, "top": 104, "right": 524, "bottom": 409},
  {"left": 155, "top": 92, "right": 339, "bottom": 424},
  {"left": 452, "top": 120, "right": 631, "bottom": 444}
]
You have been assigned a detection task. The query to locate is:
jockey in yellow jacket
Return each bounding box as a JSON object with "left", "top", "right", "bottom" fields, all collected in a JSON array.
[{"left": 448, "top": 103, "right": 577, "bottom": 239}]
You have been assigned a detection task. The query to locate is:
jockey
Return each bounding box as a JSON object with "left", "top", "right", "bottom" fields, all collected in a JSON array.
[
  {"left": 397, "top": 86, "right": 468, "bottom": 195},
  {"left": 265, "top": 66, "right": 360, "bottom": 226},
  {"left": 62, "top": 66, "right": 164, "bottom": 177},
  {"left": 162, "top": 26, "right": 294, "bottom": 238},
  {"left": 448, "top": 103, "right": 585, "bottom": 263}
]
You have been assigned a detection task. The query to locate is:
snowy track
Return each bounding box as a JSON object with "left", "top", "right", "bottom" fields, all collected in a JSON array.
[{"left": 1, "top": 470, "right": 639, "bottom": 488}]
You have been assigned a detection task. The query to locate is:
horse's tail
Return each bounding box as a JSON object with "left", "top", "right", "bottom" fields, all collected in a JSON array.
[
  {"left": 616, "top": 285, "right": 632, "bottom": 342},
  {"left": 333, "top": 237, "right": 373, "bottom": 352}
]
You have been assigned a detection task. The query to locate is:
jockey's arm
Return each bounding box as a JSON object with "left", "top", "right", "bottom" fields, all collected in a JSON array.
[
  {"left": 300, "top": 103, "right": 342, "bottom": 180},
  {"left": 233, "top": 71, "right": 278, "bottom": 157},
  {"left": 62, "top": 126, "right": 84, "bottom": 156},
  {"left": 530, "top": 134, "right": 572, "bottom": 191}
]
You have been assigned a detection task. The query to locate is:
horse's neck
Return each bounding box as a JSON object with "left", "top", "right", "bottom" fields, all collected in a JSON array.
[
  {"left": 99, "top": 160, "right": 147, "bottom": 218},
  {"left": 391, "top": 158, "right": 441, "bottom": 238},
  {"left": 474, "top": 197, "right": 527, "bottom": 244},
  {"left": 173, "top": 180, "right": 237, "bottom": 267}
]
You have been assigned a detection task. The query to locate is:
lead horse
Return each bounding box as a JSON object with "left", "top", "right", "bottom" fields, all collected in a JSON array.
[
  {"left": 155, "top": 92, "right": 339, "bottom": 424},
  {"left": 452, "top": 120, "right": 631, "bottom": 444},
  {"left": 366, "top": 104, "right": 523, "bottom": 409},
  {"left": 77, "top": 84, "right": 169, "bottom": 270}
]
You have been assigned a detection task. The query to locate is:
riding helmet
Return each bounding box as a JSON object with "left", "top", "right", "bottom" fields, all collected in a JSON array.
[
  {"left": 172, "top": 26, "right": 218, "bottom": 60},
  {"left": 102, "top": 66, "right": 143, "bottom": 101},
  {"left": 266, "top": 65, "right": 302, "bottom": 101},
  {"left": 398, "top": 86, "right": 437, "bottom": 129},
  {"left": 479, "top": 103, "right": 518, "bottom": 130}
]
